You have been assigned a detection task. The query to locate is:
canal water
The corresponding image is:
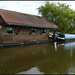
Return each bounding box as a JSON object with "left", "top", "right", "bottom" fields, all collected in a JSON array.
[{"left": 0, "top": 41, "right": 75, "bottom": 74}]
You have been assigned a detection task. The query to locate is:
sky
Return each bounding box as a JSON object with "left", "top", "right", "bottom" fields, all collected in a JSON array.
[{"left": 0, "top": 1, "right": 75, "bottom": 16}]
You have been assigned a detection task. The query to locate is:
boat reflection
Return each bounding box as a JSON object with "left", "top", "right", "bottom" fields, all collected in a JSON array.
[
  {"left": 54, "top": 41, "right": 75, "bottom": 57},
  {"left": 56, "top": 41, "right": 75, "bottom": 50}
]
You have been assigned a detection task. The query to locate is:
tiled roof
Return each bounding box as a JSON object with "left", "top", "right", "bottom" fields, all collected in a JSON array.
[{"left": 0, "top": 9, "right": 57, "bottom": 28}]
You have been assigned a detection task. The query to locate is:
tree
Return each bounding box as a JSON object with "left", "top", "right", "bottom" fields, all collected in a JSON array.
[{"left": 38, "top": 1, "right": 75, "bottom": 33}]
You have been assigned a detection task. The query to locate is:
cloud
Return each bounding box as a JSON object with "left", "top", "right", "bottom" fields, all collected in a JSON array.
[
  {"left": 0, "top": 1, "right": 75, "bottom": 16},
  {"left": 0, "top": 1, "right": 45, "bottom": 16}
]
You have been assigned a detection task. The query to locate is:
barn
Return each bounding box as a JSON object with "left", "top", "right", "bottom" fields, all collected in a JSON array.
[{"left": 0, "top": 9, "right": 57, "bottom": 47}]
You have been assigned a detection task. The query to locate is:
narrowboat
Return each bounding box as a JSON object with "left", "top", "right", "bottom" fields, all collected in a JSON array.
[{"left": 57, "top": 33, "right": 75, "bottom": 41}]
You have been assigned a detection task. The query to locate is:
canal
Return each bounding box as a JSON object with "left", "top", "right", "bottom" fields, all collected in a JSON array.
[{"left": 0, "top": 41, "right": 75, "bottom": 74}]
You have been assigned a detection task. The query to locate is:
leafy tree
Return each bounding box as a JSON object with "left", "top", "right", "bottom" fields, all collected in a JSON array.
[{"left": 38, "top": 1, "right": 75, "bottom": 33}]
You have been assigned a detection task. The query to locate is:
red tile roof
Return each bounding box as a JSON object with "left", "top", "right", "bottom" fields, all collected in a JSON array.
[{"left": 0, "top": 9, "right": 57, "bottom": 28}]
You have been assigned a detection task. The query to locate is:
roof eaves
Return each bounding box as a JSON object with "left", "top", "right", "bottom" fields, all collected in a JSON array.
[{"left": 5, "top": 22, "right": 57, "bottom": 29}]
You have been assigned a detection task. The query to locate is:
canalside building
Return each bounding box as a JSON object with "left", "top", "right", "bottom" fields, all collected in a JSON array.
[{"left": 0, "top": 9, "right": 57, "bottom": 47}]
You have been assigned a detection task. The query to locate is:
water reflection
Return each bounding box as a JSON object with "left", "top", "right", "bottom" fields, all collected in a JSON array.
[
  {"left": 57, "top": 41, "right": 75, "bottom": 50},
  {"left": 0, "top": 41, "right": 75, "bottom": 74},
  {"left": 0, "top": 43, "right": 49, "bottom": 74},
  {"left": 17, "top": 67, "right": 44, "bottom": 74},
  {"left": 56, "top": 41, "right": 75, "bottom": 57}
]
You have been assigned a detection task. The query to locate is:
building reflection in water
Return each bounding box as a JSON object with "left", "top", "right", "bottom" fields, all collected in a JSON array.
[{"left": 0, "top": 41, "right": 75, "bottom": 74}]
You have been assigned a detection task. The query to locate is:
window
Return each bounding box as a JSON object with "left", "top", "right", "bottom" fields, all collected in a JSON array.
[
  {"left": 41, "top": 29, "right": 47, "bottom": 34},
  {"left": 6, "top": 27, "right": 14, "bottom": 35},
  {"left": 30, "top": 28, "right": 36, "bottom": 34}
]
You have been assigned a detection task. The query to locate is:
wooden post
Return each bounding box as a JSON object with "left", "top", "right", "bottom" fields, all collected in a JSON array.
[{"left": 16, "top": 27, "right": 21, "bottom": 35}]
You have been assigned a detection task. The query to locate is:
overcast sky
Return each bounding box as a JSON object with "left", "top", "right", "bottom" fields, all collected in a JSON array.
[{"left": 0, "top": 1, "right": 75, "bottom": 16}]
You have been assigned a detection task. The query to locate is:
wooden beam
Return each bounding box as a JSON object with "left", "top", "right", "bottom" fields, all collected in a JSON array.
[{"left": 16, "top": 27, "right": 21, "bottom": 35}]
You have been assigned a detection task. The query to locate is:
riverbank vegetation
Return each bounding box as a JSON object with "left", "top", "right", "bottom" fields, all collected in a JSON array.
[{"left": 38, "top": 1, "right": 75, "bottom": 33}]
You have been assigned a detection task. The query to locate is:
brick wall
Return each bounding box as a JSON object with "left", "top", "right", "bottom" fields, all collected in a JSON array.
[{"left": 0, "top": 26, "right": 50, "bottom": 44}]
